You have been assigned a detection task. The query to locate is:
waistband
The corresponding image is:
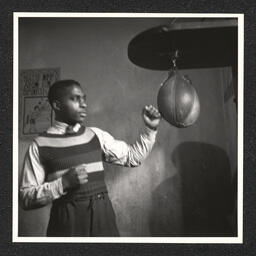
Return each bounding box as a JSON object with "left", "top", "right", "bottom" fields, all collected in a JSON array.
[{"left": 55, "top": 181, "right": 108, "bottom": 203}]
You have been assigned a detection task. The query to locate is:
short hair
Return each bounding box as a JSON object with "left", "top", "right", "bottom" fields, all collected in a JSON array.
[{"left": 48, "top": 79, "right": 81, "bottom": 106}]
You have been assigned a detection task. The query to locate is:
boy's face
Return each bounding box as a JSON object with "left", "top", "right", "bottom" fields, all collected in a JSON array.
[{"left": 56, "top": 84, "right": 87, "bottom": 125}]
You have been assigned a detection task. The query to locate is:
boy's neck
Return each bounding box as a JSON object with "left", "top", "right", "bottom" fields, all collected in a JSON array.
[
  {"left": 55, "top": 116, "right": 76, "bottom": 126},
  {"left": 53, "top": 120, "right": 83, "bottom": 133},
  {"left": 54, "top": 119, "right": 84, "bottom": 127}
]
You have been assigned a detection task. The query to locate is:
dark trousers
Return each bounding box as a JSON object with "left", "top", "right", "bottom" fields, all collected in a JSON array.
[{"left": 47, "top": 192, "right": 119, "bottom": 237}]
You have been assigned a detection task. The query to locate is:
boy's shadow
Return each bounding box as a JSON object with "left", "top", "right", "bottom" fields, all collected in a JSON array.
[{"left": 149, "top": 142, "right": 237, "bottom": 237}]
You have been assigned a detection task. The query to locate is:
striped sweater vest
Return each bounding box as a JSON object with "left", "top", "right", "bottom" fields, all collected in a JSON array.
[{"left": 34, "top": 126, "right": 107, "bottom": 200}]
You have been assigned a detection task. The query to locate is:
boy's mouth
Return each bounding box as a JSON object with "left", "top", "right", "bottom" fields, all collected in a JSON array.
[{"left": 79, "top": 112, "right": 87, "bottom": 117}]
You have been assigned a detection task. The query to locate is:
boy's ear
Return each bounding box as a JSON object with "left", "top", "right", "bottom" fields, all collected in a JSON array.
[{"left": 52, "top": 100, "right": 61, "bottom": 111}]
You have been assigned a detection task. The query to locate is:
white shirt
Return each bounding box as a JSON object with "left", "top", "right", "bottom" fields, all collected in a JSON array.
[{"left": 19, "top": 121, "right": 157, "bottom": 209}]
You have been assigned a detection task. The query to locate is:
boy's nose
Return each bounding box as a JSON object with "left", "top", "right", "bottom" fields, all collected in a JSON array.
[
  {"left": 79, "top": 98, "right": 87, "bottom": 108},
  {"left": 80, "top": 101, "right": 87, "bottom": 108}
]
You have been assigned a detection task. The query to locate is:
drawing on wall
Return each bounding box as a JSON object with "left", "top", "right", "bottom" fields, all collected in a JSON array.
[
  {"left": 19, "top": 68, "right": 60, "bottom": 137},
  {"left": 23, "top": 96, "right": 53, "bottom": 134}
]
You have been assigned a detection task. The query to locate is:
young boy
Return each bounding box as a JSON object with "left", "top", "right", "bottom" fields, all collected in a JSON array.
[{"left": 19, "top": 79, "right": 161, "bottom": 237}]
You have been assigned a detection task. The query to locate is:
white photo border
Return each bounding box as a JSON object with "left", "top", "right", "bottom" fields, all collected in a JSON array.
[{"left": 13, "top": 12, "right": 244, "bottom": 243}]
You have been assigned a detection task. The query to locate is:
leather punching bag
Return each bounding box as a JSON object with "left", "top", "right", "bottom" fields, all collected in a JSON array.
[{"left": 157, "top": 69, "right": 200, "bottom": 128}]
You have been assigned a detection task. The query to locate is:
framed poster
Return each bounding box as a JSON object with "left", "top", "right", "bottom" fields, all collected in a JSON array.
[{"left": 19, "top": 68, "right": 60, "bottom": 138}]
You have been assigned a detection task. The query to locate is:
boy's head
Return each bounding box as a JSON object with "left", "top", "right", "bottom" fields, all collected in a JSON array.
[{"left": 48, "top": 80, "right": 87, "bottom": 125}]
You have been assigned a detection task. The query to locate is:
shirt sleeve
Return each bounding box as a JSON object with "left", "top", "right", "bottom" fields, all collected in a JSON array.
[
  {"left": 90, "top": 126, "right": 157, "bottom": 167},
  {"left": 19, "top": 141, "right": 65, "bottom": 210}
]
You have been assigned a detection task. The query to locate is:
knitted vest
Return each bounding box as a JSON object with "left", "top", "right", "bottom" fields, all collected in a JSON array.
[{"left": 34, "top": 126, "right": 107, "bottom": 200}]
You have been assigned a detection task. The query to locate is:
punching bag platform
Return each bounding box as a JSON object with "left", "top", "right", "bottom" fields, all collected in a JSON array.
[{"left": 128, "top": 25, "right": 237, "bottom": 70}]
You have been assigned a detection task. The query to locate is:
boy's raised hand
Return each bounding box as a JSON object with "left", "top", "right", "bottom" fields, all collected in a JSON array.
[
  {"left": 61, "top": 164, "right": 88, "bottom": 191},
  {"left": 142, "top": 105, "right": 161, "bottom": 130}
]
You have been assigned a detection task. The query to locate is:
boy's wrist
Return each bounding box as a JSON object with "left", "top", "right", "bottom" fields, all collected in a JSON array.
[
  {"left": 146, "top": 125, "right": 158, "bottom": 131},
  {"left": 61, "top": 176, "right": 69, "bottom": 191},
  {"left": 144, "top": 125, "right": 158, "bottom": 137}
]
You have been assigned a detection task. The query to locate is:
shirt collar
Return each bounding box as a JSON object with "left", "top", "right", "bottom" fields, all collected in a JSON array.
[{"left": 47, "top": 120, "right": 81, "bottom": 134}]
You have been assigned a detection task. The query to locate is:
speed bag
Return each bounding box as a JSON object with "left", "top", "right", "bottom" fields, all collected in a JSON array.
[{"left": 157, "top": 70, "right": 200, "bottom": 128}]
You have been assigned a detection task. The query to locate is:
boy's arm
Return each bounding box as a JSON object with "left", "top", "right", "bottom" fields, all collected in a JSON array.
[
  {"left": 92, "top": 126, "right": 157, "bottom": 167},
  {"left": 91, "top": 105, "right": 161, "bottom": 167},
  {"left": 19, "top": 141, "right": 65, "bottom": 210}
]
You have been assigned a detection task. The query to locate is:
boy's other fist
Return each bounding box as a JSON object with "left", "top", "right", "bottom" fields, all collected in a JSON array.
[
  {"left": 142, "top": 105, "right": 161, "bottom": 130},
  {"left": 61, "top": 164, "right": 88, "bottom": 190}
]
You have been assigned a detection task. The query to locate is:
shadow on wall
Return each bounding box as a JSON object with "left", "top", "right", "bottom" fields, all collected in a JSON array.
[
  {"left": 149, "top": 142, "right": 237, "bottom": 237},
  {"left": 149, "top": 174, "right": 183, "bottom": 236}
]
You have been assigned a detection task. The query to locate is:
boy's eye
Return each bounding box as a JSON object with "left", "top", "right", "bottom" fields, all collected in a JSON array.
[
  {"left": 70, "top": 96, "right": 77, "bottom": 101},
  {"left": 72, "top": 96, "right": 86, "bottom": 102}
]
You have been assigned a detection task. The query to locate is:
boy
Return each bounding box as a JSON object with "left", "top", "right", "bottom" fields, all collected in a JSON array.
[{"left": 19, "top": 79, "right": 161, "bottom": 237}]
